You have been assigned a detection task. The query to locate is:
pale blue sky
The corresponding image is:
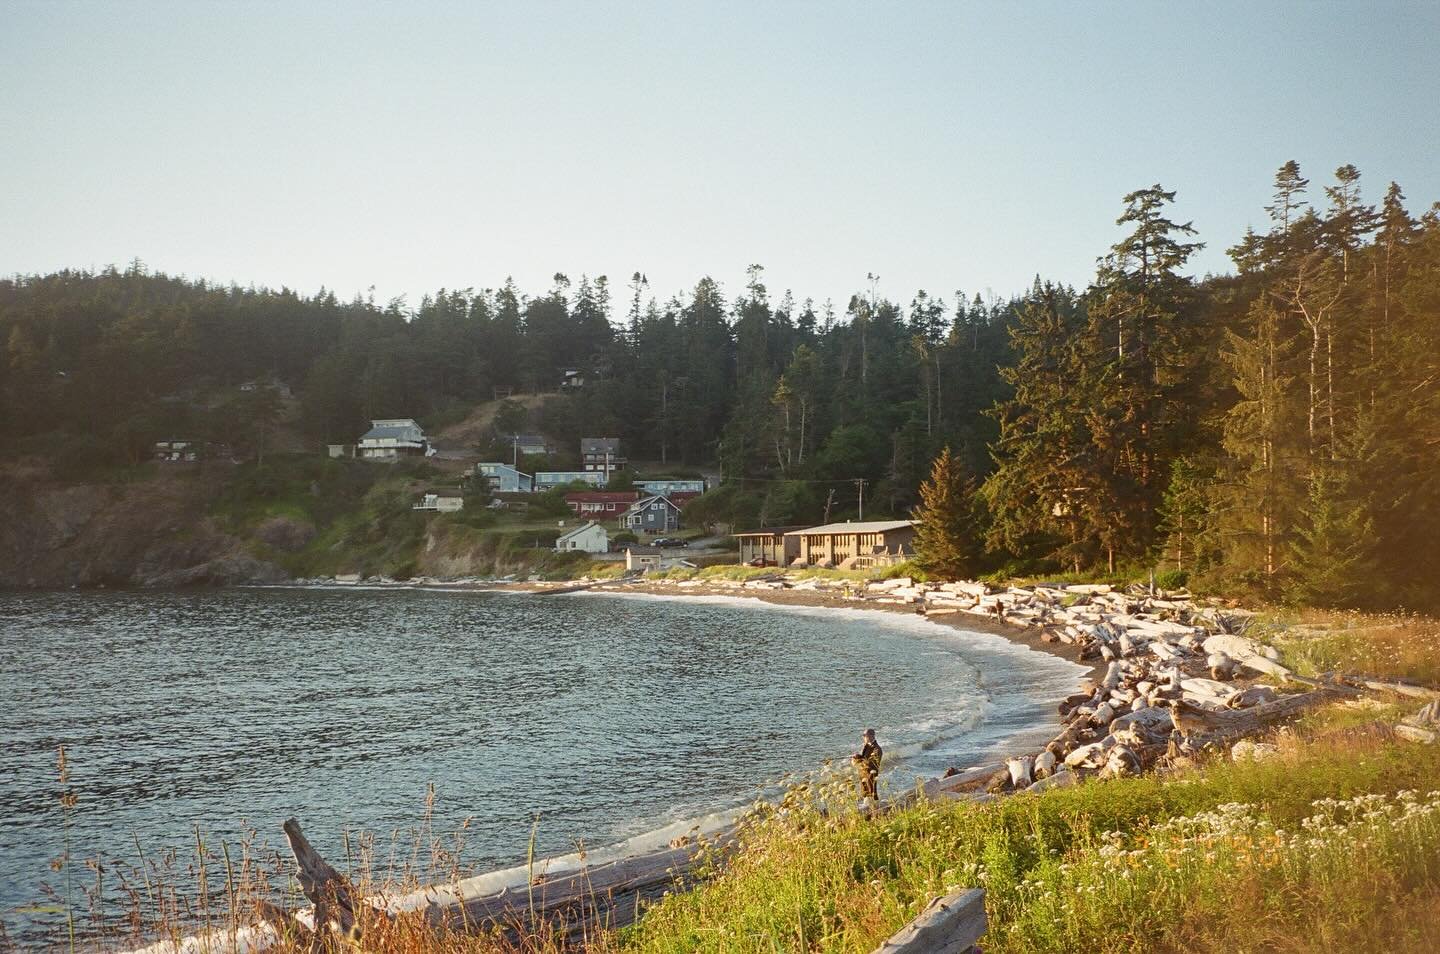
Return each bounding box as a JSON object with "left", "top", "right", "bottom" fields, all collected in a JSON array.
[{"left": 3, "top": 1, "right": 1437, "bottom": 309}]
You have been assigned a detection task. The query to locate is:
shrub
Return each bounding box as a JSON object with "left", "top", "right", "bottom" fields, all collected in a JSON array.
[{"left": 1155, "top": 568, "right": 1189, "bottom": 589}]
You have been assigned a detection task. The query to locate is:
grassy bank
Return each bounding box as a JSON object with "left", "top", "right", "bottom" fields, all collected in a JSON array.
[
  {"left": 102, "top": 714, "right": 1439, "bottom": 954},
  {"left": 618, "top": 727, "right": 1440, "bottom": 954}
]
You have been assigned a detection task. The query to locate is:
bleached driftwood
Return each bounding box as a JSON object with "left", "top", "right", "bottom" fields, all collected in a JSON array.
[
  {"left": 870, "top": 887, "right": 986, "bottom": 954},
  {"left": 283, "top": 817, "right": 372, "bottom": 938}
]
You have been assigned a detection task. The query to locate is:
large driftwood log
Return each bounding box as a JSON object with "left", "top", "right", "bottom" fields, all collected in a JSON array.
[
  {"left": 1189, "top": 688, "right": 1341, "bottom": 743},
  {"left": 870, "top": 887, "right": 986, "bottom": 954},
  {"left": 1202, "top": 634, "right": 1295, "bottom": 680}
]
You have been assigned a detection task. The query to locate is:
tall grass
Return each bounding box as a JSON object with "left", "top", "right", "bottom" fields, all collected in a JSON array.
[
  {"left": 1265, "top": 610, "right": 1440, "bottom": 685},
  {"left": 619, "top": 732, "right": 1440, "bottom": 953}
]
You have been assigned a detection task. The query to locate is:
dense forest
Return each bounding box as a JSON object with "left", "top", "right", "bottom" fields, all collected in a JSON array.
[{"left": 3, "top": 162, "right": 1438, "bottom": 608}]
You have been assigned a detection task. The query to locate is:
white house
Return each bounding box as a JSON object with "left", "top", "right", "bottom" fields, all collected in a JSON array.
[
  {"left": 414, "top": 492, "right": 464, "bottom": 512},
  {"left": 358, "top": 419, "right": 431, "bottom": 461},
  {"left": 555, "top": 521, "right": 609, "bottom": 554}
]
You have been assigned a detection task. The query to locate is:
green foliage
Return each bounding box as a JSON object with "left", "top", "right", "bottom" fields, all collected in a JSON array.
[
  {"left": 1154, "top": 568, "right": 1188, "bottom": 589},
  {"left": 4, "top": 163, "right": 1438, "bottom": 610},
  {"left": 911, "top": 447, "right": 985, "bottom": 580},
  {"left": 604, "top": 470, "right": 636, "bottom": 491},
  {"left": 1286, "top": 467, "right": 1379, "bottom": 607},
  {"left": 682, "top": 484, "right": 763, "bottom": 531}
]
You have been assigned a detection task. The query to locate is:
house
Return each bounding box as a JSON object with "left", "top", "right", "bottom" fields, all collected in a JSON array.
[
  {"left": 535, "top": 470, "right": 606, "bottom": 490},
  {"left": 476, "top": 462, "right": 534, "bottom": 493},
  {"left": 735, "top": 526, "right": 805, "bottom": 566},
  {"left": 564, "top": 490, "right": 641, "bottom": 517},
  {"left": 511, "top": 434, "right": 554, "bottom": 456},
  {"left": 635, "top": 478, "right": 706, "bottom": 496},
  {"left": 625, "top": 546, "right": 693, "bottom": 573},
  {"left": 414, "top": 491, "right": 464, "bottom": 512},
  {"left": 580, "top": 437, "right": 626, "bottom": 478},
  {"left": 560, "top": 369, "right": 585, "bottom": 389},
  {"left": 358, "top": 419, "right": 431, "bottom": 461},
  {"left": 154, "top": 439, "right": 230, "bottom": 462},
  {"left": 625, "top": 546, "right": 664, "bottom": 572},
  {"left": 784, "top": 520, "right": 919, "bottom": 569},
  {"left": 555, "top": 521, "right": 609, "bottom": 554},
  {"left": 620, "top": 494, "right": 683, "bottom": 533}
]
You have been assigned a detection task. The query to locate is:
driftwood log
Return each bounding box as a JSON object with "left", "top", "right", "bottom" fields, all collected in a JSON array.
[
  {"left": 417, "top": 829, "right": 738, "bottom": 939},
  {"left": 282, "top": 817, "right": 376, "bottom": 940},
  {"left": 870, "top": 887, "right": 986, "bottom": 954}
]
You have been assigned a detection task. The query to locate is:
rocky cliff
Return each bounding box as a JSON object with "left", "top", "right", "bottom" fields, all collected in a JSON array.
[{"left": 0, "top": 472, "right": 288, "bottom": 588}]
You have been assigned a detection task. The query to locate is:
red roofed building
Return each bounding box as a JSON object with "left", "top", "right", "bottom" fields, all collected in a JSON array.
[{"left": 564, "top": 491, "right": 641, "bottom": 517}]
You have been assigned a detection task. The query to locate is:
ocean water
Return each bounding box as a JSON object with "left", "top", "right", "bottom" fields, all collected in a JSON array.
[{"left": 0, "top": 587, "right": 1083, "bottom": 938}]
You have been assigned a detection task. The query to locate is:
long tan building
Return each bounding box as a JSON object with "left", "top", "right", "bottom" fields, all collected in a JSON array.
[{"left": 784, "top": 520, "right": 918, "bottom": 569}]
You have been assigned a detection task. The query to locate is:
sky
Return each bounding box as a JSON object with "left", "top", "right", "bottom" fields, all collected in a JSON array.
[{"left": 3, "top": 1, "right": 1438, "bottom": 312}]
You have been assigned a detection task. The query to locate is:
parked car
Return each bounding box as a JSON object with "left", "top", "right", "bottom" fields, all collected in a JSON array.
[{"left": 652, "top": 537, "right": 687, "bottom": 548}]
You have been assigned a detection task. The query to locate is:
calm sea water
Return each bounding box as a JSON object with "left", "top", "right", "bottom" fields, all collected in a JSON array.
[{"left": 0, "top": 587, "right": 1082, "bottom": 938}]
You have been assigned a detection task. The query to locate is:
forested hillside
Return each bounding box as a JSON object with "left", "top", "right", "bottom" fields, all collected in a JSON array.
[{"left": 3, "top": 162, "right": 1437, "bottom": 607}]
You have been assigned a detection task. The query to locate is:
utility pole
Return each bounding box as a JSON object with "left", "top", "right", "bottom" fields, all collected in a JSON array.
[
  {"left": 512, "top": 434, "right": 518, "bottom": 468},
  {"left": 855, "top": 478, "right": 867, "bottom": 520}
]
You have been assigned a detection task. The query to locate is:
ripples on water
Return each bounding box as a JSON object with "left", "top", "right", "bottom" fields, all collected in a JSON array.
[{"left": 0, "top": 587, "right": 1082, "bottom": 938}]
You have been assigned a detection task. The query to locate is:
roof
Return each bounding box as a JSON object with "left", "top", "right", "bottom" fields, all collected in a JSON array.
[
  {"left": 581, "top": 437, "right": 623, "bottom": 454},
  {"left": 784, "top": 520, "right": 918, "bottom": 536},
  {"left": 557, "top": 521, "right": 606, "bottom": 542},
  {"left": 512, "top": 434, "right": 549, "bottom": 445},
  {"left": 622, "top": 493, "right": 680, "bottom": 515},
  {"left": 360, "top": 422, "right": 424, "bottom": 441},
  {"left": 735, "top": 525, "right": 807, "bottom": 537},
  {"left": 478, "top": 462, "right": 532, "bottom": 476}
]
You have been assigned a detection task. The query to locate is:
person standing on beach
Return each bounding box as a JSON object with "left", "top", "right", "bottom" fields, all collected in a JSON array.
[{"left": 851, "top": 728, "right": 882, "bottom": 803}]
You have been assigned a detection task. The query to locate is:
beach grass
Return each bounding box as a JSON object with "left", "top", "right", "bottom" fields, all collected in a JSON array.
[{"left": 619, "top": 729, "right": 1440, "bottom": 954}]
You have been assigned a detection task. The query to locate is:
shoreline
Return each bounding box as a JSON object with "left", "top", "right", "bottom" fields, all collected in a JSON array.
[
  {"left": 84, "top": 575, "right": 1092, "bottom": 954},
  {"left": 239, "top": 575, "right": 1094, "bottom": 927},
  {"left": 274, "top": 572, "right": 1101, "bottom": 681},
  {"left": 616, "top": 578, "right": 1101, "bottom": 678}
]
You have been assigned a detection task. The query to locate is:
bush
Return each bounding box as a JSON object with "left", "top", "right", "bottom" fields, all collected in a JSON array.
[
  {"left": 613, "top": 530, "right": 638, "bottom": 545},
  {"left": 1155, "top": 568, "right": 1189, "bottom": 589}
]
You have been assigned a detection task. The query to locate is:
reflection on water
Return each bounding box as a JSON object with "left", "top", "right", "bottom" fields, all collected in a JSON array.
[{"left": 0, "top": 587, "right": 1081, "bottom": 936}]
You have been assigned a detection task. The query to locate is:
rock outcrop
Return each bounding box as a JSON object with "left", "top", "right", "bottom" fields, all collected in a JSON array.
[{"left": 0, "top": 472, "right": 287, "bottom": 588}]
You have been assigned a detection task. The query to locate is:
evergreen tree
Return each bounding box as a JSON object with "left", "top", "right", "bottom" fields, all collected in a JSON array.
[{"left": 912, "top": 446, "right": 985, "bottom": 580}]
